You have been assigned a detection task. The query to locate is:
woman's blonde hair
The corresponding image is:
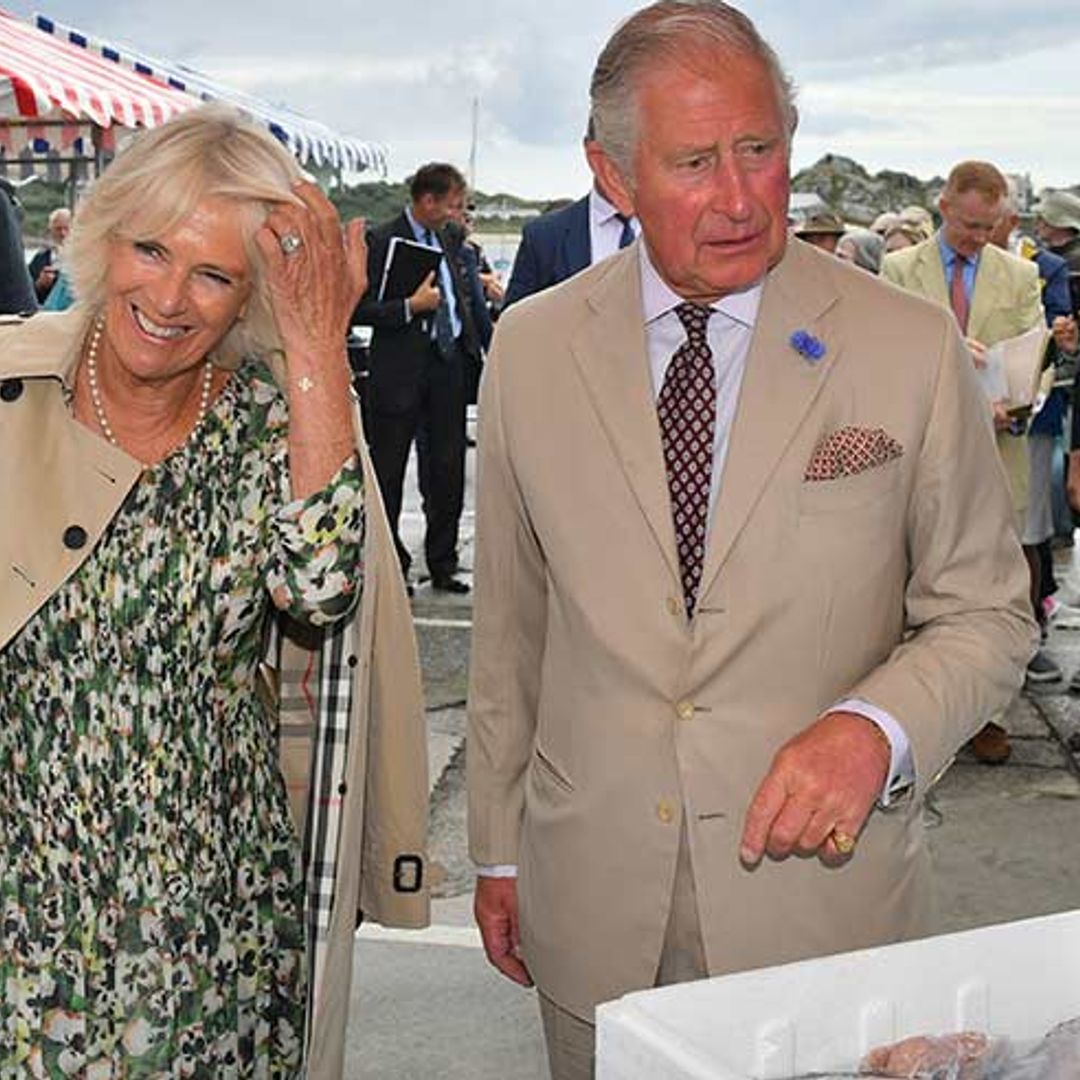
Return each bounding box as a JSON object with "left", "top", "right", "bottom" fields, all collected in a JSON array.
[{"left": 65, "top": 103, "right": 304, "bottom": 368}]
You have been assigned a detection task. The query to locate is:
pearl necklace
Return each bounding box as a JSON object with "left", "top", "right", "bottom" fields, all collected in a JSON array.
[{"left": 84, "top": 315, "right": 213, "bottom": 451}]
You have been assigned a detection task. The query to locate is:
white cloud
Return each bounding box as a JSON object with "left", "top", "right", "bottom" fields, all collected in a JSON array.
[{"left": 9, "top": 1, "right": 1080, "bottom": 197}]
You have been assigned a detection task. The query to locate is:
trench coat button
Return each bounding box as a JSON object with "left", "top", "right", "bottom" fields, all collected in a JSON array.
[
  {"left": 656, "top": 799, "right": 675, "bottom": 824},
  {"left": 62, "top": 525, "right": 88, "bottom": 550},
  {"left": 675, "top": 699, "right": 695, "bottom": 722},
  {"left": 0, "top": 378, "right": 23, "bottom": 402},
  {"left": 666, "top": 596, "right": 681, "bottom": 617}
]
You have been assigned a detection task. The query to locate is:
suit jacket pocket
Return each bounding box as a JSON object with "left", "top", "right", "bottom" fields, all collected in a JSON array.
[
  {"left": 531, "top": 745, "right": 574, "bottom": 795},
  {"left": 799, "top": 458, "right": 901, "bottom": 516}
]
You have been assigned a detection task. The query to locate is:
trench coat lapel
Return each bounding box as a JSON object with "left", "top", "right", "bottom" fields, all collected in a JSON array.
[
  {"left": 698, "top": 242, "right": 841, "bottom": 598},
  {"left": 571, "top": 247, "right": 680, "bottom": 583}
]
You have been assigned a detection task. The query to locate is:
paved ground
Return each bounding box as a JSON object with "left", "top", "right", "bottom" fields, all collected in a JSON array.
[{"left": 341, "top": 443, "right": 1080, "bottom": 1078}]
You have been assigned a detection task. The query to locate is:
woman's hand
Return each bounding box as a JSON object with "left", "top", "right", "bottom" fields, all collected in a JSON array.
[
  {"left": 255, "top": 179, "right": 368, "bottom": 363},
  {"left": 255, "top": 180, "right": 367, "bottom": 499}
]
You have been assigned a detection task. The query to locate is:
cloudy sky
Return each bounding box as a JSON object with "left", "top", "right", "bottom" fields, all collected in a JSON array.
[{"left": 11, "top": 2, "right": 1080, "bottom": 199}]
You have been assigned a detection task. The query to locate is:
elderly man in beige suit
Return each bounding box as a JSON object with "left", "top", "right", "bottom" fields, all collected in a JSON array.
[
  {"left": 467, "top": 4, "right": 1035, "bottom": 1078},
  {"left": 882, "top": 160, "right": 1047, "bottom": 764}
]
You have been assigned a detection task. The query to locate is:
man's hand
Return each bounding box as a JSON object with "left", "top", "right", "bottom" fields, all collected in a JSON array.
[
  {"left": 739, "top": 711, "right": 891, "bottom": 866},
  {"left": 409, "top": 270, "right": 442, "bottom": 314},
  {"left": 1053, "top": 314, "right": 1079, "bottom": 355},
  {"left": 35, "top": 265, "right": 57, "bottom": 293},
  {"left": 474, "top": 876, "right": 534, "bottom": 987},
  {"left": 480, "top": 272, "right": 505, "bottom": 303},
  {"left": 991, "top": 400, "right": 1012, "bottom": 432},
  {"left": 965, "top": 337, "right": 988, "bottom": 369}
]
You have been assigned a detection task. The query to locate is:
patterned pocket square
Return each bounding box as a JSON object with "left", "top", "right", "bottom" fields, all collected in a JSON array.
[{"left": 804, "top": 426, "right": 904, "bottom": 482}]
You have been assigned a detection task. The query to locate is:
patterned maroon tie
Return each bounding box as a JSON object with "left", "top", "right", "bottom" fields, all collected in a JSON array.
[{"left": 657, "top": 302, "right": 716, "bottom": 618}]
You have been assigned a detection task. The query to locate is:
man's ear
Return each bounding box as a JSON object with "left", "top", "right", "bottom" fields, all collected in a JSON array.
[{"left": 584, "top": 139, "right": 635, "bottom": 218}]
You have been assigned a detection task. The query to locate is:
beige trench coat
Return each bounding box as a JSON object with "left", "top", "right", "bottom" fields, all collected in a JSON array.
[{"left": 0, "top": 306, "right": 429, "bottom": 1078}]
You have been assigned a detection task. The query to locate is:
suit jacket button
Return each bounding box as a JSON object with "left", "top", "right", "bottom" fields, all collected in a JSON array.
[
  {"left": 63, "top": 525, "right": 88, "bottom": 550},
  {"left": 656, "top": 799, "right": 675, "bottom": 824},
  {"left": 666, "top": 596, "right": 682, "bottom": 617},
  {"left": 0, "top": 378, "right": 23, "bottom": 402},
  {"left": 675, "top": 699, "right": 695, "bottom": 722}
]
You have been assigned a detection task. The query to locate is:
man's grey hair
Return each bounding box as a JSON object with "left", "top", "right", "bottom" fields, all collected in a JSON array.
[{"left": 589, "top": 1, "right": 798, "bottom": 176}]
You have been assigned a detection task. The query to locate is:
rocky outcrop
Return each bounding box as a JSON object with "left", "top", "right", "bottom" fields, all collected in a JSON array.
[{"left": 791, "top": 154, "right": 941, "bottom": 225}]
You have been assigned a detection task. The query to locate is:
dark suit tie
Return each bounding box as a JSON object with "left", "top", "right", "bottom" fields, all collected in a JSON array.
[
  {"left": 616, "top": 213, "right": 635, "bottom": 250},
  {"left": 424, "top": 228, "right": 457, "bottom": 358},
  {"left": 658, "top": 303, "right": 716, "bottom": 618},
  {"left": 950, "top": 255, "right": 969, "bottom": 333}
]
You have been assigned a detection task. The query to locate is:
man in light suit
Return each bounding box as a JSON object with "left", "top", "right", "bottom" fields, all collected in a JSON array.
[
  {"left": 467, "top": 4, "right": 1035, "bottom": 1078},
  {"left": 503, "top": 123, "right": 638, "bottom": 308},
  {"left": 882, "top": 161, "right": 1049, "bottom": 760}
]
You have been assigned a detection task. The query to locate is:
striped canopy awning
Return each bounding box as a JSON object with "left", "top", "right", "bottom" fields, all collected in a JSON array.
[
  {"left": 0, "top": 7, "right": 192, "bottom": 131},
  {"left": 36, "top": 13, "right": 388, "bottom": 174}
]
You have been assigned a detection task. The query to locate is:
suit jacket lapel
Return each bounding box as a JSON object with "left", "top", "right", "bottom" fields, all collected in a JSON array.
[
  {"left": 968, "top": 248, "right": 1002, "bottom": 341},
  {"left": 571, "top": 249, "right": 680, "bottom": 582},
  {"left": 562, "top": 197, "right": 592, "bottom": 278},
  {"left": 698, "top": 242, "right": 841, "bottom": 598},
  {"left": 913, "top": 241, "right": 949, "bottom": 308}
]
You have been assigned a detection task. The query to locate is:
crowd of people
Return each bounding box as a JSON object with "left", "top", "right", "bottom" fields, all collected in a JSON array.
[{"left": 0, "top": 0, "right": 1074, "bottom": 1077}]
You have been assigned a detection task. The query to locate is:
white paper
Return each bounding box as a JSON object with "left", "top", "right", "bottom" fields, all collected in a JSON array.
[{"left": 978, "top": 324, "right": 1050, "bottom": 409}]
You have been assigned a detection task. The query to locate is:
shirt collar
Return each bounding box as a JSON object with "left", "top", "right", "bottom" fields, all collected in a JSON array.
[
  {"left": 405, "top": 204, "right": 427, "bottom": 241},
  {"left": 638, "top": 241, "right": 763, "bottom": 329},
  {"left": 589, "top": 185, "right": 624, "bottom": 228},
  {"left": 937, "top": 230, "right": 981, "bottom": 271}
]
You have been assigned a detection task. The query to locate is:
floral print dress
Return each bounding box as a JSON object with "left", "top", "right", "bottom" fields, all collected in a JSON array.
[{"left": 0, "top": 361, "right": 364, "bottom": 1078}]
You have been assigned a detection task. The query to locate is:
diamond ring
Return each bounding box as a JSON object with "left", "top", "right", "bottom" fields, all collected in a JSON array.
[{"left": 279, "top": 232, "right": 303, "bottom": 256}]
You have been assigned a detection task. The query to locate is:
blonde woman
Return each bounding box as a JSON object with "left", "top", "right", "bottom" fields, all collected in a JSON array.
[{"left": 0, "top": 105, "right": 427, "bottom": 1077}]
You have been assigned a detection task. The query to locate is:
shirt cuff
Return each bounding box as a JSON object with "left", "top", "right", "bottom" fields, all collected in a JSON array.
[
  {"left": 831, "top": 697, "right": 915, "bottom": 807},
  {"left": 404, "top": 298, "right": 412, "bottom": 322},
  {"left": 476, "top": 864, "right": 518, "bottom": 878}
]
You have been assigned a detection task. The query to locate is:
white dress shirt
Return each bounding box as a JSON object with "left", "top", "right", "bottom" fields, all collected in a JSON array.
[{"left": 588, "top": 187, "right": 638, "bottom": 265}]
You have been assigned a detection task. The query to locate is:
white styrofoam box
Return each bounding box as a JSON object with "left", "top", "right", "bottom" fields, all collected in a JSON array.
[{"left": 596, "top": 908, "right": 1080, "bottom": 1079}]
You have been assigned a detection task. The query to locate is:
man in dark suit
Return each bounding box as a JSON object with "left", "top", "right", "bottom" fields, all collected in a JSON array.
[
  {"left": 0, "top": 180, "right": 35, "bottom": 315},
  {"left": 504, "top": 126, "right": 638, "bottom": 308},
  {"left": 353, "top": 163, "right": 478, "bottom": 594}
]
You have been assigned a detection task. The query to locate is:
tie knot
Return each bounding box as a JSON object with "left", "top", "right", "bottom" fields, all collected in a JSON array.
[{"left": 675, "top": 302, "right": 711, "bottom": 344}]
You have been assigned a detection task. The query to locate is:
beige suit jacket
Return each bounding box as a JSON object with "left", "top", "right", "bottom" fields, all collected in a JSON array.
[
  {"left": 0, "top": 307, "right": 429, "bottom": 1078},
  {"left": 881, "top": 238, "right": 1044, "bottom": 519},
  {"left": 468, "top": 238, "right": 1035, "bottom": 1020}
]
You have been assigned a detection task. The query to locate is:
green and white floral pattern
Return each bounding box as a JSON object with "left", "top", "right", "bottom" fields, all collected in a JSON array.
[{"left": 0, "top": 361, "right": 364, "bottom": 1078}]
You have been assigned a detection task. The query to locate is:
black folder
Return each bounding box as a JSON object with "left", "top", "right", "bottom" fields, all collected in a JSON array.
[{"left": 377, "top": 236, "right": 443, "bottom": 301}]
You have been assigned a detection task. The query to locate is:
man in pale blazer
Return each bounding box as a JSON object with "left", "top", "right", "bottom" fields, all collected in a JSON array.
[
  {"left": 882, "top": 161, "right": 1047, "bottom": 761},
  {"left": 468, "top": 4, "right": 1035, "bottom": 1078}
]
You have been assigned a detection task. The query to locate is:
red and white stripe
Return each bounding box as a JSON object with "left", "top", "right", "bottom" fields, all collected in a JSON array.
[{"left": 0, "top": 8, "right": 193, "bottom": 129}]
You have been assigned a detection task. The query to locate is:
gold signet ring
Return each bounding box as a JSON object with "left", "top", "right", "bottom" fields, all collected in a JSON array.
[{"left": 831, "top": 830, "right": 856, "bottom": 855}]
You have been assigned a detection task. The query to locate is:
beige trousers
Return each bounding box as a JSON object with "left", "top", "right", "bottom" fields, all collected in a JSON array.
[{"left": 539, "top": 820, "right": 707, "bottom": 1080}]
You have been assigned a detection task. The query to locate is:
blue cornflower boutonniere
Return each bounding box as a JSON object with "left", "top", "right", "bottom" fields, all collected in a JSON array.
[{"left": 790, "top": 329, "right": 826, "bottom": 363}]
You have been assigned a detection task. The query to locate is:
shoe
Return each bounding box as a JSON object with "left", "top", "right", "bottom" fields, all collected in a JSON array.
[
  {"left": 1053, "top": 585, "right": 1080, "bottom": 609},
  {"left": 431, "top": 574, "right": 470, "bottom": 595},
  {"left": 1025, "top": 649, "right": 1062, "bottom": 684},
  {"left": 969, "top": 722, "right": 1011, "bottom": 765}
]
